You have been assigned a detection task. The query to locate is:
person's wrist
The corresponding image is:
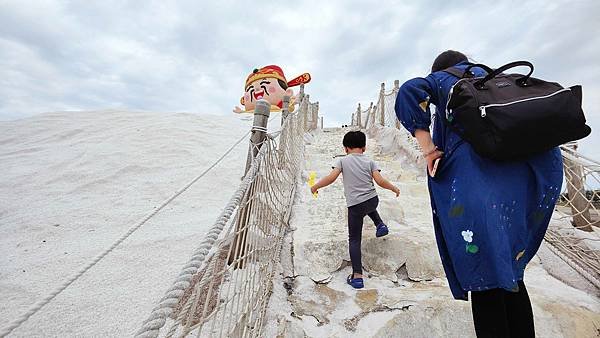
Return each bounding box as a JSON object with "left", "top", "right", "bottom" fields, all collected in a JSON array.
[{"left": 422, "top": 146, "right": 438, "bottom": 157}]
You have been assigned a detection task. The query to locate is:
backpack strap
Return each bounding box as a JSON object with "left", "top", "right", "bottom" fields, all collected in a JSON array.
[
  {"left": 442, "top": 67, "right": 467, "bottom": 79},
  {"left": 443, "top": 63, "right": 495, "bottom": 79}
]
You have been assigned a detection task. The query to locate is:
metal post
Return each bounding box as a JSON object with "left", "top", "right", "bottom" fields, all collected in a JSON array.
[
  {"left": 320, "top": 116, "right": 323, "bottom": 129},
  {"left": 379, "top": 82, "right": 385, "bottom": 126}
]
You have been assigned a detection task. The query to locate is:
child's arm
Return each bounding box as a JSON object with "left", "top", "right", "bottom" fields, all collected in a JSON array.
[
  {"left": 372, "top": 171, "right": 400, "bottom": 197},
  {"left": 310, "top": 168, "right": 341, "bottom": 194}
]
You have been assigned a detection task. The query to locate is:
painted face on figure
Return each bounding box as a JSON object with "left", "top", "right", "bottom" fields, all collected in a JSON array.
[
  {"left": 243, "top": 77, "right": 292, "bottom": 112},
  {"left": 233, "top": 65, "right": 311, "bottom": 113}
]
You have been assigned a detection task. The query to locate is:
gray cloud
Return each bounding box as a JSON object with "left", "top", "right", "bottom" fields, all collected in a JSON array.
[{"left": 0, "top": 0, "right": 599, "bottom": 156}]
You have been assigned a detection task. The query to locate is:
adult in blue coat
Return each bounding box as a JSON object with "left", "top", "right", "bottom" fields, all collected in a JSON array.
[{"left": 395, "top": 50, "right": 563, "bottom": 338}]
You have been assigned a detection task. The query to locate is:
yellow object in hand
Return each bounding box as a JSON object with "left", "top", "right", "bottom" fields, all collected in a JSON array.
[{"left": 308, "top": 171, "right": 318, "bottom": 198}]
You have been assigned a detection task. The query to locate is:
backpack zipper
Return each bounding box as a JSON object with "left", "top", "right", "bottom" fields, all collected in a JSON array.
[{"left": 479, "top": 87, "right": 571, "bottom": 118}]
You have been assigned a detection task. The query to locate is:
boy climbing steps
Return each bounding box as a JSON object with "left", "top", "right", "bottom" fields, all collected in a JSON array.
[{"left": 310, "top": 131, "right": 400, "bottom": 289}]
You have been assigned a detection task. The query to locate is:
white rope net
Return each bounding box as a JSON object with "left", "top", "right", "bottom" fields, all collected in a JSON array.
[
  {"left": 135, "top": 95, "right": 315, "bottom": 338},
  {"left": 382, "top": 92, "right": 398, "bottom": 129},
  {"left": 353, "top": 81, "right": 600, "bottom": 289},
  {"left": 546, "top": 143, "right": 600, "bottom": 287},
  {"left": 359, "top": 87, "right": 422, "bottom": 156}
]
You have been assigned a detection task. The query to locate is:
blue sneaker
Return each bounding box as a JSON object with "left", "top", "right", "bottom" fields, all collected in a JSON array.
[
  {"left": 376, "top": 223, "right": 389, "bottom": 237},
  {"left": 347, "top": 275, "right": 364, "bottom": 289}
]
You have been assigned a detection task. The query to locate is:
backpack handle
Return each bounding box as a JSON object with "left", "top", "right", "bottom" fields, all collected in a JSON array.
[
  {"left": 474, "top": 61, "right": 534, "bottom": 89},
  {"left": 464, "top": 63, "right": 494, "bottom": 76}
]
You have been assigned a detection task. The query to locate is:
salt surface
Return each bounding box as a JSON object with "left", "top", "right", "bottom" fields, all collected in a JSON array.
[{"left": 0, "top": 110, "right": 264, "bottom": 336}]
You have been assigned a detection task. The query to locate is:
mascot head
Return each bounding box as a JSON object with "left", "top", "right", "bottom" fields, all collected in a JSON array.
[{"left": 234, "top": 65, "right": 311, "bottom": 113}]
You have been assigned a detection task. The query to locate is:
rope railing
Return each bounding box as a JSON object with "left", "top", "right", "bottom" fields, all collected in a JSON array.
[
  {"left": 546, "top": 142, "right": 600, "bottom": 287},
  {"left": 351, "top": 81, "right": 421, "bottom": 162},
  {"left": 557, "top": 142, "right": 600, "bottom": 232},
  {"left": 136, "top": 89, "right": 318, "bottom": 338},
  {"left": 351, "top": 80, "right": 600, "bottom": 289}
]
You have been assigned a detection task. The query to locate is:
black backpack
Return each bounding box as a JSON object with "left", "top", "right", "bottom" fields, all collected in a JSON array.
[{"left": 444, "top": 61, "right": 591, "bottom": 161}]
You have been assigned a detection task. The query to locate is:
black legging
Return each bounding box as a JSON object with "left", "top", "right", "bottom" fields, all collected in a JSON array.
[
  {"left": 347, "top": 196, "right": 383, "bottom": 275},
  {"left": 471, "top": 281, "right": 535, "bottom": 338}
]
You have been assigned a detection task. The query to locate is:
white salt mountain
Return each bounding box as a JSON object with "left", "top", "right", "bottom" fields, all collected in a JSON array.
[
  {"left": 0, "top": 110, "right": 269, "bottom": 336},
  {"left": 263, "top": 127, "right": 600, "bottom": 338}
]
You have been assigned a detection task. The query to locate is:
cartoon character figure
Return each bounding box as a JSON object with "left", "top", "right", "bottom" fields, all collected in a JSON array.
[{"left": 233, "top": 65, "right": 311, "bottom": 113}]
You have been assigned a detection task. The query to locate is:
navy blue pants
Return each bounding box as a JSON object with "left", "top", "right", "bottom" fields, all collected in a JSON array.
[{"left": 348, "top": 196, "right": 383, "bottom": 275}]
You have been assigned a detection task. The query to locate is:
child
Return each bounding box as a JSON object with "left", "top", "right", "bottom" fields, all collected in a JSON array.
[{"left": 310, "top": 131, "right": 400, "bottom": 289}]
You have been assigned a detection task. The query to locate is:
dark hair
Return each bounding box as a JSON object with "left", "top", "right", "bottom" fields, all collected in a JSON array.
[
  {"left": 343, "top": 131, "right": 366, "bottom": 149},
  {"left": 277, "top": 79, "right": 288, "bottom": 90},
  {"left": 431, "top": 50, "right": 468, "bottom": 72}
]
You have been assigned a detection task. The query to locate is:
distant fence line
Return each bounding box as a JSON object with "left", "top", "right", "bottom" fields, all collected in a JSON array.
[
  {"left": 351, "top": 81, "right": 600, "bottom": 289},
  {"left": 136, "top": 85, "right": 320, "bottom": 338}
]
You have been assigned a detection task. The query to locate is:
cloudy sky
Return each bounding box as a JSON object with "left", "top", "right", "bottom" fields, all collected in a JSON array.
[{"left": 1, "top": 0, "right": 599, "bottom": 155}]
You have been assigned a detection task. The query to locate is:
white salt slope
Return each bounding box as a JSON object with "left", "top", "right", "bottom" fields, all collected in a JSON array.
[
  {"left": 0, "top": 110, "right": 271, "bottom": 336},
  {"left": 264, "top": 127, "right": 600, "bottom": 338}
]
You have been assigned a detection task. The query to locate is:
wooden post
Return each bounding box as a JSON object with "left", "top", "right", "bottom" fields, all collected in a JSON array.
[
  {"left": 379, "top": 82, "right": 385, "bottom": 126},
  {"left": 564, "top": 143, "right": 593, "bottom": 231},
  {"left": 279, "top": 95, "right": 291, "bottom": 166},
  {"left": 231, "top": 99, "right": 271, "bottom": 267},
  {"left": 371, "top": 105, "right": 377, "bottom": 128},
  {"left": 303, "top": 94, "right": 310, "bottom": 130},
  {"left": 244, "top": 100, "right": 271, "bottom": 174},
  {"left": 298, "top": 84, "right": 305, "bottom": 105},
  {"left": 281, "top": 95, "right": 290, "bottom": 126},
  {"left": 394, "top": 80, "right": 401, "bottom": 129},
  {"left": 364, "top": 101, "right": 373, "bottom": 128},
  {"left": 314, "top": 102, "right": 319, "bottom": 129},
  {"left": 357, "top": 103, "right": 362, "bottom": 129}
]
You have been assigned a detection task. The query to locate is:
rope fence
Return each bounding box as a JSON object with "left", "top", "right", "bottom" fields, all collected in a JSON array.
[
  {"left": 350, "top": 80, "right": 600, "bottom": 289},
  {"left": 351, "top": 81, "right": 422, "bottom": 163},
  {"left": 547, "top": 142, "right": 600, "bottom": 287},
  {"left": 135, "top": 87, "right": 319, "bottom": 338}
]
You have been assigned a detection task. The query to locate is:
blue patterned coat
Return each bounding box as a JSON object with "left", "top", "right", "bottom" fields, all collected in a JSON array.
[{"left": 395, "top": 61, "right": 563, "bottom": 300}]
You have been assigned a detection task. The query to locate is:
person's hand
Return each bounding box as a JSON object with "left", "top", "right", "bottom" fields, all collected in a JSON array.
[
  {"left": 392, "top": 186, "right": 400, "bottom": 197},
  {"left": 310, "top": 185, "right": 318, "bottom": 195},
  {"left": 233, "top": 106, "right": 243, "bottom": 113},
  {"left": 426, "top": 149, "right": 444, "bottom": 177}
]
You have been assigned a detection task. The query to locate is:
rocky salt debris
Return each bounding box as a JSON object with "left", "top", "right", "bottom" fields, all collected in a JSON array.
[{"left": 263, "top": 127, "right": 600, "bottom": 338}]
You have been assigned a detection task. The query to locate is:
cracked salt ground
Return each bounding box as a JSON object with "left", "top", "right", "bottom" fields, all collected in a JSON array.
[{"left": 263, "top": 127, "right": 600, "bottom": 338}]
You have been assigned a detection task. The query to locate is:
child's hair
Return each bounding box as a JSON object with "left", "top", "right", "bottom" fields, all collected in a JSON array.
[{"left": 343, "top": 131, "right": 366, "bottom": 149}]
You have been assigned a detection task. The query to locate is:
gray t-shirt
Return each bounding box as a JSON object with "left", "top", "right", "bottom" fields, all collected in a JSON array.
[{"left": 333, "top": 153, "right": 381, "bottom": 207}]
